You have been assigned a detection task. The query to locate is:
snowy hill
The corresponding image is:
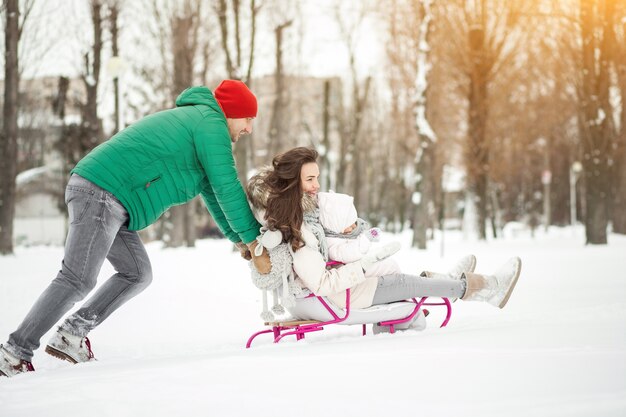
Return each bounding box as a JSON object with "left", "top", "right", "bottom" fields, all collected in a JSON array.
[{"left": 1, "top": 227, "right": 625, "bottom": 417}]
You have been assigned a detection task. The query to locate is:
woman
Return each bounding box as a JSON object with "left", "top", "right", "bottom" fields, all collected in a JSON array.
[{"left": 247, "top": 147, "right": 521, "bottom": 315}]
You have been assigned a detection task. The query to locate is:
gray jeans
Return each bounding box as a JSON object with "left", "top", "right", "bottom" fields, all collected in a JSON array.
[
  {"left": 5, "top": 175, "right": 152, "bottom": 361},
  {"left": 371, "top": 274, "right": 466, "bottom": 306}
]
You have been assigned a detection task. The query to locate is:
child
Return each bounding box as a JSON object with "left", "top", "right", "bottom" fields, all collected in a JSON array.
[
  {"left": 317, "top": 191, "right": 402, "bottom": 278},
  {"left": 318, "top": 191, "right": 430, "bottom": 333},
  {"left": 316, "top": 191, "right": 478, "bottom": 333}
]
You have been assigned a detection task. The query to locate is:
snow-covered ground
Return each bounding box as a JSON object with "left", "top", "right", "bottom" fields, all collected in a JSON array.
[{"left": 1, "top": 226, "right": 625, "bottom": 417}]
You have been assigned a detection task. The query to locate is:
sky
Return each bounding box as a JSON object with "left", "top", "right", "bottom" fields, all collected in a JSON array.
[{"left": 10, "top": 0, "right": 383, "bottom": 81}]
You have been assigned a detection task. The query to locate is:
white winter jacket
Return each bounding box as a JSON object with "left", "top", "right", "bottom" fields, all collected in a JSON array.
[{"left": 327, "top": 235, "right": 401, "bottom": 280}]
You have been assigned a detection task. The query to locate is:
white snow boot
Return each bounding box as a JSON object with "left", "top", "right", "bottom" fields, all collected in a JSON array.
[
  {"left": 461, "top": 257, "right": 522, "bottom": 309},
  {"left": 420, "top": 254, "right": 477, "bottom": 280},
  {"left": 45, "top": 328, "right": 96, "bottom": 364},
  {"left": 420, "top": 254, "right": 477, "bottom": 302},
  {"left": 0, "top": 345, "right": 34, "bottom": 377}
]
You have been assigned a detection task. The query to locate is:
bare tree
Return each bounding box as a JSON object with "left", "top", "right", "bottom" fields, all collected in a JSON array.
[
  {"left": 610, "top": 1, "right": 626, "bottom": 234},
  {"left": 108, "top": 0, "right": 121, "bottom": 134},
  {"left": 215, "top": 0, "right": 261, "bottom": 183},
  {"left": 381, "top": 0, "right": 440, "bottom": 246},
  {"left": 578, "top": 0, "right": 615, "bottom": 244},
  {"left": 409, "top": 0, "right": 436, "bottom": 249},
  {"left": 0, "top": 0, "right": 20, "bottom": 254},
  {"left": 0, "top": 0, "right": 42, "bottom": 254},
  {"left": 56, "top": 0, "right": 105, "bottom": 184},
  {"left": 168, "top": 0, "right": 201, "bottom": 248},
  {"left": 380, "top": 0, "right": 417, "bottom": 233},
  {"left": 320, "top": 79, "right": 332, "bottom": 191},
  {"left": 82, "top": 0, "right": 105, "bottom": 145},
  {"left": 439, "top": 0, "right": 529, "bottom": 240},
  {"left": 266, "top": 19, "right": 292, "bottom": 158},
  {"left": 485, "top": 1, "right": 579, "bottom": 232},
  {"left": 333, "top": 2, "right": 372, "bottom": 210}
]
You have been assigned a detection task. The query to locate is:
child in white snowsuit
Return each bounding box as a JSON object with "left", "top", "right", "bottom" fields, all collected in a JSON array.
[{"left": 317, "top": 191, "right": 401, "bottom": 278}]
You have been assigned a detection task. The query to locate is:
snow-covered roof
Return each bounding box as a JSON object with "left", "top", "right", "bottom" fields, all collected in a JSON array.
[{"left": 16, "top": 166, "right": 50, "bottom": 185}]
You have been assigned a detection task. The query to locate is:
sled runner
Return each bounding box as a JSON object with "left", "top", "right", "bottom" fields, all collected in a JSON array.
[{"left": 245, "top": 262, "right": 452, "bottom": 348}]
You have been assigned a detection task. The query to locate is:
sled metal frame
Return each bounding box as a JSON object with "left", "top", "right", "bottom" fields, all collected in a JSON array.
[{"left": 245, "top": 289, "right": 452, "bottom": 348}]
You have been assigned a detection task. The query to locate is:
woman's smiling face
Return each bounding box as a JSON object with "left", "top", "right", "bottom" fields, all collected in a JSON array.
[{"left": 300, "top": 162, "right": 320, "bottom": 197}]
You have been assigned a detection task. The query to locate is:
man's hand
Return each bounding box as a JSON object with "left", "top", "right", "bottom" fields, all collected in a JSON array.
[
  {"left": 235, "top": 242, "right": 252, "bottom": 260},
  {"left": 247, "top": 240, "right": 272, "bottom": 274}
]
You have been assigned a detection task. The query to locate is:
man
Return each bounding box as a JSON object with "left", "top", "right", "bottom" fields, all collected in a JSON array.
[{"left": 0, "top": 80, "right": 269, "bottom": 377}]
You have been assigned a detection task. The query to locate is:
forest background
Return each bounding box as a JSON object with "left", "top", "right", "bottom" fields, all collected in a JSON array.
[{"left": 1, "top": 0, "right": 625, "bottom": 254}]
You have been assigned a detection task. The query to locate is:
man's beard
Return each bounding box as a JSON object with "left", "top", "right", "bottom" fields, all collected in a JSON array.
[{"left": 230, "top": 130, "right": 246, "bottom": 142}]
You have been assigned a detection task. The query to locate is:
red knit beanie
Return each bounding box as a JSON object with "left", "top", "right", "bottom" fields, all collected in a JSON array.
[{"left": 214, "top": 80, "right": 258, "bottom": 118}]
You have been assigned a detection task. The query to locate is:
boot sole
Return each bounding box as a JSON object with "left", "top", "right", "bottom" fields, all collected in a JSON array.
[
  {"left": 468, "top": 255, "right": 477, "bottom": 274},
  {"left": 45, "top": 345, "right": 78, "bottom": 364},
  {"left": 498, "top": 258, "right": 522, "bottom": 309}
]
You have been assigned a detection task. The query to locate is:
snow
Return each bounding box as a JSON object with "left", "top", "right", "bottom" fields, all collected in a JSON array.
[
  {"left": 1, "top": 227, "right": 626, "bottom": 417},
  {"left": 15, "top": 166, "right": 49, "bottom": 185},
  {"left": 442, "top": 165, "right": 465, "bottom": 193}
]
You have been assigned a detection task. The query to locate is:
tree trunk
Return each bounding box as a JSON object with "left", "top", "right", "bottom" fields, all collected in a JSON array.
[
  {"left": 167, "top": 8, "right": 199, "bottom": 248},
  {"left": 613, "top": 75, "right": 626, "bottom": 233},
  {"left": 614, "top": 145, "right": 626, "bottom": 234},
  {"left": 350, "top": 76, "right": 371, "bottom": 210},
  {"left": 216, "top": 0, "right": 258, "bottom": 184},
  {"left": 54, "top": 1, "right": 104, "bottom": 214},
  {"left": 466, "top": 22, "right": 489, "bottom": 240},
  {"left": 83, "top": 0, "right": 104, "bottom": 147},
  {"left": 579, "top": 0, "right": 612, "bottom": 244},
  {"left": 410, "top": 0, "right": 436, "bottom": 250},
  {"left": 320, "top": 79, "right": 332, "bottom": 191},
  {"left": 336, "top": 101, "right": 349, "bottom": 194},
  {"left": 411, "top": 145, "right": 433, "bottom": 249},
  {"left": 611, "top": 5, "right": 626, "bottom": 234},
  {"left": 0, "top": 0, "right": 20, "bottom": 255},
  {"left": 267, "top": 20, "right": 292, "bottom": 157},
  {"left": 110, "top": 1, "right": 121, "bottom": 134}
]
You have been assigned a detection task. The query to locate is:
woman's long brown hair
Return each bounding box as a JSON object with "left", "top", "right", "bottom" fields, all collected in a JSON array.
[{"left": 264, "top": 147, "right": 318, "bottom": 252}]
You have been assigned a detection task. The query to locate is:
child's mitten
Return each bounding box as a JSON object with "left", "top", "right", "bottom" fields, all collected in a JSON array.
[
  {"left": 360, "top": 242, "right": 401, "bottom": 271},
  {"left": 365, "top": 227, "right": 382, "bottom": 242}
]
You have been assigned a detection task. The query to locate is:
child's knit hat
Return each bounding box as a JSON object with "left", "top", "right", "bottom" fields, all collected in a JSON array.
[{"left": 317, "top": 191, "right": 358, "bottom": 234}]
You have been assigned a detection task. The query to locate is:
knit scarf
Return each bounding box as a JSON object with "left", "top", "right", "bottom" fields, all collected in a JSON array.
[
  {"left": 323, "top": 218, "right": 369, "bottom": 240},
  {"left": 303, "top": 206, "right": 329, "bottom": 262}
]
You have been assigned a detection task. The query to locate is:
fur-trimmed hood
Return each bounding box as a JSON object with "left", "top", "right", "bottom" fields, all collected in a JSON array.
[{"left": 246, "top": 166, "right": 318, "bottom": 226}]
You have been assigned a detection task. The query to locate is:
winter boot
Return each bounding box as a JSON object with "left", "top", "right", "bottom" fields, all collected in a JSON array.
[
  {"left": 420, "top": 254, "right": 477, "bottom": 302},
  {"left": 372, "top": 310, "right": 428, "bottom": 334},
  {"left": 420, "top": 254, "right": 477, "bottom": 280},
  {"left": 461, "top": 257, "right": 522, "bottom": 309},
  {"left": 0, "top": 345, "right": 34, "bottom": 377},
  {"left": 45, "top": 328, "right": 96, "bottom": 364}
]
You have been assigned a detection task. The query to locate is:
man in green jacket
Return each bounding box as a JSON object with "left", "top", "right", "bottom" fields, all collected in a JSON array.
[{"left": 0, "top": 80, "right": 268, "bottom": 377}]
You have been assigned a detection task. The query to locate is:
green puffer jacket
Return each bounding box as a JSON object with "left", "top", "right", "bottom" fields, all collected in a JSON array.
[{"left": 71, "top": 86, "right": 261, "bottom": 244}]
